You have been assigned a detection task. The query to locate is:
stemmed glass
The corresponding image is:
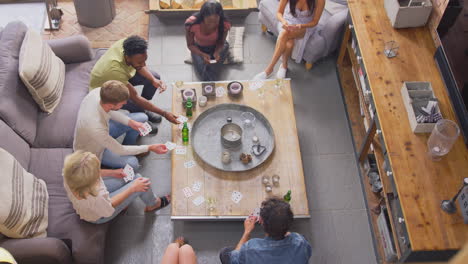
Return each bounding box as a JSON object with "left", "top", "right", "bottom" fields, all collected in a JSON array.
[{"left": 274, "top": 78, "right": 284, "bottom": 97}]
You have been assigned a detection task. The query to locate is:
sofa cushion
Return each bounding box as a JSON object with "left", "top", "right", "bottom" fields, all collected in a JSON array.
[
  {"left": 0, "top": 148, "right": 49, "bottom": 239},
  {"left": 33, "top": 60, "right": 96, "bottom": 148},
  {"left": 29, "top": 148, "right": 109, "bottom": 264},
  {"left": 19, "top": 29, "right": 66, "bottom": 114},
  {"left": 0, "top": 120, "right": 30, "bottom": 169},
  {"left": 0, "top": 21, "right": 39, "bottom": 145}
]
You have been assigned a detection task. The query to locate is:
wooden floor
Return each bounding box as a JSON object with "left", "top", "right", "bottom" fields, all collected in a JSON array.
[{"left": 43, "top": 0, "right": 149, "bottom": 48}]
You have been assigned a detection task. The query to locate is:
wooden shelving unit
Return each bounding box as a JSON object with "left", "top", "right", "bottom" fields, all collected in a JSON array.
[{"left": 336, "top": 1, "right": 468, "bottom": 263}]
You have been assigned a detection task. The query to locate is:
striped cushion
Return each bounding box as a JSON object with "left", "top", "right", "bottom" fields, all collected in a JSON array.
[
  {"left": 19, "top": 29, "right": 65, "bottom": 114},
  {"left": 0, "top": 148, "right": 48, "bottom": 238}
]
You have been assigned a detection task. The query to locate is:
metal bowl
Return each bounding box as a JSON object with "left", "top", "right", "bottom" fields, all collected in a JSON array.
[{"left": 221, "top": 122, "right": 243, "bottom": 148}]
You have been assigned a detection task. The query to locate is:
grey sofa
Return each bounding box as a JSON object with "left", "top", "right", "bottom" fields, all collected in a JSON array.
[
  {"left": 258, "top": 0, "right": 348, "bottom": 65},
  {"left": 0, "top": 21, "right": 107, "bottom": 264}
]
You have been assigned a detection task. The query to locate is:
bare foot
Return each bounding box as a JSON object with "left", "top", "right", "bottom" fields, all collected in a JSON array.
[{"left": 144, "top": 195, "right": 171, "bottom": 212}]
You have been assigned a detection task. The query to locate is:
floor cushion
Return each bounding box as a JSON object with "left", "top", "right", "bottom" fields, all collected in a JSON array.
[{"left": 0, "top": 148, "right": 48, "bottom": 239}]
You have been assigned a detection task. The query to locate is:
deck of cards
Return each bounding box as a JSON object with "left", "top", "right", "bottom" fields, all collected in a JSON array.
[
  {"left": 123, "top": 164, "right": 135, "bottom": 182},
  {"left": 231, "top": 191, "right": 243, "bottom": 204},
  {"left": 138, "top": 122, "right": 152, "bottom": 136}
]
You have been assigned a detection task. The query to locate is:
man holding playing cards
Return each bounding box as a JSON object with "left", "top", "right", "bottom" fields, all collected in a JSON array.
[
  {"left": 219, "top": 197, "right": 312, "bottom": 264},
  {"left": 90, "top": 35, "right": 180, "bottom": 134},
  {"left": 74, "top": 80, "right": 168, "bottom": 170}
]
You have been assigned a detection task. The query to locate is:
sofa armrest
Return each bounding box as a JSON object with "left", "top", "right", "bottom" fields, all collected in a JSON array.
[
  {"left": 319, "top": 8, "right": 348, "bottom": 54},
  {"left": 0, "top": 237, "right": 72, "bottom": 264},
  {"left": 47, "top": 35, "right": 94, "bottom": 64}
]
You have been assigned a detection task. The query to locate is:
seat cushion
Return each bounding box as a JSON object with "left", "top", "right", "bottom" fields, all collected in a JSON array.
[
  {"left": 19, "top": 29, "right": 66, "bottom": 114},
  {"left": 0, "top": 148, "right": 48, "bottom": 239},
  {"left": 29, "top": 148, "right": 109, "bottom": 264},
  {"left": 33, "top": 60, "right": 96, "bottom": 148},
  {"left": 0, "top": 21, "right": 39, "bottom": 144},
  {"left": 0, "top": 120, "right": 30, "bottom": 169}
]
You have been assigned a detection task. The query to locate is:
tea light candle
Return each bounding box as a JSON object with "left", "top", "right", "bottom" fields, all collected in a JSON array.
[
  {"left": 204, "top": 85, "right": 213, "bottom": 94},
  {"left": 229, "top": 83, "right": 241, "bottom": 94}
]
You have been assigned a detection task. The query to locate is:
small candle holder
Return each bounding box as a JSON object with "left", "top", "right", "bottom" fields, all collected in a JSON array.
[
  {"left": 227, "top": 81, "right": 243, "bottom": 98},
  {"left": 181, "top": 89, "right": 197, "bottom": 107},
  {"left": 221, "top": 118, "right": 243, "bottom": 149},
  {"left": 384, "top": 41, "right": 399, "bottom": 58},
  {"left": 202, "top": 82, "right": 216, "bottom": 97},
  {"left": 199, "top": 96, "right": 207, "bottom": 107}
]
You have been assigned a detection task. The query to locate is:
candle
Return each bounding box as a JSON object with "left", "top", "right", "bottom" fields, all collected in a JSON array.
[
  {"left": 204, "top": 85, "right": 213, "bottom": 93},
  {"left": 230, "top": 83, "right": 241, "bottom": 94}
]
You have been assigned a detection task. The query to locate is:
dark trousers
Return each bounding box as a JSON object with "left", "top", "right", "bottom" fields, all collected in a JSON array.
[
  {"left": 192, "top": 42, "right": 229, "bottom": 82},
  {"left": 219, "top": 247, "right": 234, "bottom": 264},
  {"left": 121, "top": 69, "right": 161, "bottom": 113}
]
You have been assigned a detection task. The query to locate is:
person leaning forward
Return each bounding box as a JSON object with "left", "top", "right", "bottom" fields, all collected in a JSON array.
[{"left": 90, "top": 35, "right": 180, "bottom": 133}]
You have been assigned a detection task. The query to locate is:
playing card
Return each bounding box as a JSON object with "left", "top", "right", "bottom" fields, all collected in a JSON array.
[
  {"left": 251, "top": 207, "right": 260, "bottom": 218},
  {"left": 123, "top": 164, "right": 135, "bottom": 183},
  {"left": 183, "top": 187, "right": 193, "bottom": 198},
  {"left": 249, "top": 80, "right": 264, "bottom": 91},
  {"left": 165, "top": 141, "right": 177, "bottom": 150},
  {"left": 177, "top": 115, "right": 188, "bottom": 123},
  {"left": 192, "top": 181, "right": 202, "bottom": 192},
  {"left": 184, "top": 160, "right": 196, "bottom": 169},
  {"left": 215, "top": 86, "right": 225, "bottom": 97},
  {"left": 138, "top": 122, "right": 152, "bottom": 136},
  {"left": 231, "top": 191, "right": 243, "bottom": 204},
  {"left": 175, "top": 146, "right": 187, "bottom": 155},
  {"left": 193, "top": 196, "right": 205, "bottom": 206}
]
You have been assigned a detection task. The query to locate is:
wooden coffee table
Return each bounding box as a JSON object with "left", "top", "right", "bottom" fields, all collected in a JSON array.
[{"left": 171, "top": 80, "right": 309, "bottom": 219}]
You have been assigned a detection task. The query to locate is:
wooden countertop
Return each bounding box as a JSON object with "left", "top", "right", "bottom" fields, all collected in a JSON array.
[{"left": 348, "top": 0, "right": 468, "bottom": 251}]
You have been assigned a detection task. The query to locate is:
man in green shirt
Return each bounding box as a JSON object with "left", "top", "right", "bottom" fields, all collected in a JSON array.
[{"left": 90, "top": 36, "right": 179, "bottom": 133}]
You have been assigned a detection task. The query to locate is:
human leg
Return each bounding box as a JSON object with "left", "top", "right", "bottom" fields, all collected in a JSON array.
[
  {"left": 101, "top": 149, "right": 139, "bottom": 170},
  {"left": 282, "top": 39, "right": 295, "bottom": 69},
  {"left": 179, "top": 244, "right": 197, "bottom": 264},
  {"left": 128, "top": 70, "right": 161, "bottom": 101},
  {"left": 161, "top": 243, "right": 180, "bottom": 264},
  {"left": 122, "top": 112, "right": 148, "bottom": 145}
]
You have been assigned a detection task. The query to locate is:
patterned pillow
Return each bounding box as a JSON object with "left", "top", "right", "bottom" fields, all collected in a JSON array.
[
  {"left": 19, "top": 29, "right": 65, "bottom": 113},
  {"left": 184, "top": 26, "right": 245, "bottom": 64},
  {"left": 0, "top": 148, "right": 49, "bottom": 238}
]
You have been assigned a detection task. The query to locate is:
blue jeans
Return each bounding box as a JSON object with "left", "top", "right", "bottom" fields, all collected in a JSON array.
[
  {"left": 122, "top": 70, "right": 161, "bottom": 113},
  {"left": 101, "top": 112, "right": 148, "bottom": 170},
  {"left": 92, "top": 174, "right": 157, "bottom": 224},
  {"left": 192, "top": 42, "right": 229, "bottom": 81}
]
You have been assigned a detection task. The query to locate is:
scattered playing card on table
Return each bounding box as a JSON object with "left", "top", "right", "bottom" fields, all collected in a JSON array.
[
  {"left": 138, "top": 122, "right": 152, "bottom": 136},
  {"left": 216, "top": 86, "right": 225, "bottom": 97},
  {"left": 192, "top": 181, "right": 202, "bottom": 192},
  {"left": 184, "top": 160, "right": 196, "bottom": 169},
  {"left": 193, "top": 196, "right": 205, "bottom": 206},
  {"left": 123, "top": 164, "right": 135, "bottom": 182},
  {"left": 183, "top": 187, "right": 193, "bottom": 198},
  {"left": 165, "top": 141, "right": 177, "bottom": 150},
  {"left": 231, "top": 191, "right": 243, "bottom": 204},
  {"left": 177, "top": 115, "right": 188, "bottom": 123},
  {"left": 175, "top": 146, "right": 187, "bottom": 155}
]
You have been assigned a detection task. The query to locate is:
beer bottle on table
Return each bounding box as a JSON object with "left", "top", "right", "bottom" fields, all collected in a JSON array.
[
  {"left": 283, "top": 190, "right": 291, "bottom": 203},
  {"left": 186, "top": 98, "right": 193, "bottom": 117},
  {"left": 182, "top": 122, "right": 189, "bottom": 145}
]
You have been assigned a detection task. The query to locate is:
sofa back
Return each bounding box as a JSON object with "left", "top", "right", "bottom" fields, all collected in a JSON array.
[
  {"left": 0, "top": 21, "right": 39, "bottom": 145},
  {"left": 0, "top": 119, "right": 30, "bottom": 169}
]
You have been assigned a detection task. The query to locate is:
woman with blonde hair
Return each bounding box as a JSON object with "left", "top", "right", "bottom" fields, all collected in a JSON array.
[{"left": 63, "top": 151, "right": 170, "bottom": 224}]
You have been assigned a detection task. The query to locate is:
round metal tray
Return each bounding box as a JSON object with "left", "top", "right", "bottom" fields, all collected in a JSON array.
[{"left": 191, "top": 103, "right": 275, "bottom": 172}]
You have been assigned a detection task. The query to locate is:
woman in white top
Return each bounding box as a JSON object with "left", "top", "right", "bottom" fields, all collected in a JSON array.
[
  {"left": 254, "top": 0, "right": 325, "bottom": 80},
  {"left": 63, "top": 151, "right": 170, "bottom": 224}
]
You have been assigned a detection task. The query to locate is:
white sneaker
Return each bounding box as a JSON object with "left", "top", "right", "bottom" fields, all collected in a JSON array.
[
  {"left": 253, "top": 71, "right": 271, "bottom": 80},
  {"left": 276, "top": 64, "right": 287, "bottom": 79}
]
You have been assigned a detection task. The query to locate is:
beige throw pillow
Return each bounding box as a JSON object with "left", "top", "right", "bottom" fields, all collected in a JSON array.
[
  {"left": 19, "top": 29, "right": 65, "bottom": 114},
  {"left": 0, "top": 148, "right": 49, "bottom": 238}
]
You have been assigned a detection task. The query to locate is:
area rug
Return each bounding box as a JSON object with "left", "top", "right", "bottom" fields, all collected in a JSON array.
[{"left": 42, "top": 0, "right": 149, "bottom": 48}]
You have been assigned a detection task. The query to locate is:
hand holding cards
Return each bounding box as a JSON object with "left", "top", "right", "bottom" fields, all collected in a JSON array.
[
  {"left": 123, "top": 164, "right": 135, "bottom": 182},
  {"left": 138, "top": 122, "right": 152, "bottom": 136}
]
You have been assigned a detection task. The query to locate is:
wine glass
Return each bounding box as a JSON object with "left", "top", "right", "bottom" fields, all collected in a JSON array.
[
  {"left": 241, "top": 112, "right": 256, "bottom": 129},
  {"left": 274, "top": 78, "right": 284, "bottom": 97},
  {"left": 427, "top": 119, "right": 460, "bottom": 161}
]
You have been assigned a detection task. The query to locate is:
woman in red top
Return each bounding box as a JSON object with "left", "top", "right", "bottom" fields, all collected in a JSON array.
[{"left": 185, "top": 1, "right": 231, "bottom": 81}]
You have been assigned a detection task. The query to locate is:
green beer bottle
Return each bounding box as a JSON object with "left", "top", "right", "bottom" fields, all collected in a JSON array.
[
  {"left": 186, "top": 98, "right": 193, "bottom": 117},
  {"left": 182, "top": 122, "right": 189, "bottom": 145},
  {"left": 283, "top": 190, "right": 291, "bottom": 203}
]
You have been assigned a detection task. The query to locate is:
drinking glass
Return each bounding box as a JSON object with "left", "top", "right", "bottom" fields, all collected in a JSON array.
[
  {"left": 199, "top": 96, "right": 207, "bottom": 107},
  {"left": 207, "top": 197, "right": 217, "bottom": 212},
  {"left": 427, "top": 119, "right": 460, "bottom": 161},
  {"left": 241, "top": 112, "right": 256, "bottom": 129},
  {"left": 274, "top": 78, "right": 284, "bottom": 97}
]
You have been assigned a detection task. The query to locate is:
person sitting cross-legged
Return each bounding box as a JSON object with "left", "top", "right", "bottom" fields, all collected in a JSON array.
[
  {"left": 219, "top": 197, "right": 312, "bottom": 264},
  {"left": 62, "top": 151, "right": 170, "bottom": 224},
  {"left": 74, "top": 80, "right": 167, "bottom": 170},
  {"left": 90, "top": 35, "right": 180, "bottom": 133}
]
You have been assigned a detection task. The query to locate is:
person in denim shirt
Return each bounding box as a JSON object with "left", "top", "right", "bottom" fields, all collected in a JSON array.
[{"left": 220, "top": 197, "right": 312, "bottom": 264}]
